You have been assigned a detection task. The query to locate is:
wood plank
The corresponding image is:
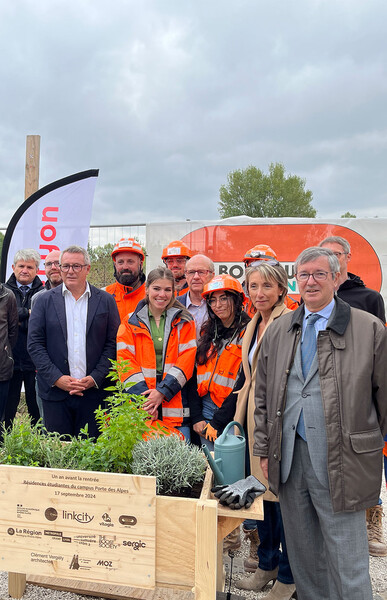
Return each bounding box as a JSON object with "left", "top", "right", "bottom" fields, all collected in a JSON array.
[
  {"left": 8, "top": 572, "right": 26, "bottom": 599},
  {"left": 194, "top": 499, "right": 218, "bottom": 600},
  {"left": 27, "top": 575, "right": 194, "bottom": 599},
  {"left": 25, "top": 135, "right": 40, "bottom": 200}
]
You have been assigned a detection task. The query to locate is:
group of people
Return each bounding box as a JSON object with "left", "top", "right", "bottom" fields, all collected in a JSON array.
[{"left": 0, "top": 234, "right": 386, "bottom": 600}]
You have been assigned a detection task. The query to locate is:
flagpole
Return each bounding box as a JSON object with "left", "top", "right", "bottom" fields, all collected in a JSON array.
[{"left": 24, "top": 135, "right": 40, "bottom": 200}]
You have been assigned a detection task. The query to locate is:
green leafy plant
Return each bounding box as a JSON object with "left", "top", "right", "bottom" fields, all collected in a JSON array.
[{"left": 131, "top": 434, "right": 207, "bottom": 495}]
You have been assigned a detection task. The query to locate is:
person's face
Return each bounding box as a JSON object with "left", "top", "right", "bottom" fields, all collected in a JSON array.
[
  {"left": 296, "top": 256, "right": 339, "bottom": 312},
  {"left": 44, "top": 250, "right": 62, "bottom": 286},
  {"left": 185, "top": 257, "right": 214, "bottom": 294},
  {"left": 164, "top": 256, "right": 187, "bottom": 279},
  {"left": 320, "top": 241, "right": 351, "bottom": 275},
  {"left": 208, "top": 291, "right": 235, "bottom": 327},
  {"left": 60, "top": 252, "right": 90, "bottom": 291},
  {"left": 114, "top": 251, "right": 142, "bottom": 286},
  {"left": 147, "top": 278, "right": 173, "bottom": 313},
  {"left": 12, "top": 259, "right": 38, "bottom": 284},
  {"left": 248, "top": 271, "right": 283, "bottom": 313}
]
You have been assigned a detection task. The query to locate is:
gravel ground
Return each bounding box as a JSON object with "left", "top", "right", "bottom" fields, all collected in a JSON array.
[{"left": 0, "top": 479, "right": 386, "bottom": 599}]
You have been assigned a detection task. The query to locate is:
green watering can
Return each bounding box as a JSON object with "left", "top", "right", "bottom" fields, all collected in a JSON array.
[{"left": 202, "top": 421, "right": 245, "bottom": 485}]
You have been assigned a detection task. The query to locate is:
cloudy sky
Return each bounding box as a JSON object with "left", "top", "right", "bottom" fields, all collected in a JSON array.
[{"left": 1, "top": 0, "right": 386, "bottom": 228}]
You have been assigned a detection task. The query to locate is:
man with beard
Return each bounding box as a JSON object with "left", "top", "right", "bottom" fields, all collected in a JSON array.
[{"left": 104, "top": 238, "right": 146, "bottom": 321}]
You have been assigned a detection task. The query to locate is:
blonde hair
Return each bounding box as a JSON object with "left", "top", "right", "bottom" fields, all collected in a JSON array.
[{"left": 245, "top": 262, "right": 288, "bottom": 306}]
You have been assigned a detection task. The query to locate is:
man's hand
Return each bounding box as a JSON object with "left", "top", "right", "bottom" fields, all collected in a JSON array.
[
  {"left": 54, "top": 376, "right": 87, "bottom": 396},
  {"left": 76, "top": 376, "right": 96, "bottom": 392},
  {"left": 260, "top": 457, "right": 269, "bottom": 481},
  {"left": 193, "top": 420, "right": 208, "bottom": 436},
  {"left": 142, "top": 389, "right": 164, "bottom": 418}
]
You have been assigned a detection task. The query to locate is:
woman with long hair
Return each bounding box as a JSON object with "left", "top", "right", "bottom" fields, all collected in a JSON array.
[
  {"left": 190, "top": 274, "right": 250, "bottom": 448},
  {"left": 234, "top": 260, "right": 296, "bottom": 600},
  {"left": 117, "top": 266, "right": 196, "bottom": 440}
]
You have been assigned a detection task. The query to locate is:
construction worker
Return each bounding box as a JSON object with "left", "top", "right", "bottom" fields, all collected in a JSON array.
[
  {"left": 191, "top": 274, "right": 250, "bottom": 448},
  {"left": 161, "top": 240, "right": 192, "bottom": 296},
  {"left": 104, "top": 238, "right": 146, "bottom": 321},
  {"left": 117, "top": 266, "right": 196, "bottom": 440},
  {"left": 243, "top": 244, "right": 299, "bottom": 314}
]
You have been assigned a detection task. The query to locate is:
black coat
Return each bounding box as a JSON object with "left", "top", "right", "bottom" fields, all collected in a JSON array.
[
  {"left": 0, "top": 284, "right": 18, "bottom": 381},
  {"left": 4, "top": 274, "right": 43, "bottom": 370}
]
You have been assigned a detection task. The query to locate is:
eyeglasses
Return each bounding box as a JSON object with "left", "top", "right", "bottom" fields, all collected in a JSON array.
[
  {"left": 295, "top": 271, "right": 331, "bottom": 282},
  {"left": 332, "top": 251, "right": 348, "bottom": 257},
  {"left": 44, "top": 261, "right": 60, "bottom": 268},
  {"left": 165, "top": 257, "right": 186, "bottom": 265},
  {"left": 185, "top": 269, "right": 213, "bottom": 277},
  {"left": 208, "top": 295, "right": 229, "bottom": 307},
  {"left": 60, "top": 264, "right": 88, "bottom": 273}
]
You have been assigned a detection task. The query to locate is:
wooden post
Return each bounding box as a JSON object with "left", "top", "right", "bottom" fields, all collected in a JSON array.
[
  {"left": 194, "top": 499, "right": 218, "bottom": 600},
  {"left": 8, "top": 573, "right": 26, "bottom": 599},
  {"left": 24, "top": 135, "right": 40, "bottom": 200}
]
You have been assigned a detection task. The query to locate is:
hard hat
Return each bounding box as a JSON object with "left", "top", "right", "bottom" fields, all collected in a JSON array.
[
  {"left": 243, "top": 244, "right": 278, "bottom": 266},
  {"left": 111, "top": 238, "right": 145, "bottom": 261},
  {"left": 161, "top": 240, "right": 192, "bottom": 261},
  {"left": 202, "top": 274, "right": 246, "bottom": 301}
]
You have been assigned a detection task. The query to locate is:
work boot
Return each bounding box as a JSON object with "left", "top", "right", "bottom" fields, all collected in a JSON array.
[
  {"left": 235, "top": 566, "right": 278, "bottom": 591},
  {"left": 223, "top": 526, "right": 241, "bottom": 552},
  {"left": 366, "top": 504, "right": 387, "bottom": 556},
  {"left": 262, "top": 581, "right": 296, "bottom": 599},
  {"left": 242, "top": 525, "right": 260, "bottom": 572}
]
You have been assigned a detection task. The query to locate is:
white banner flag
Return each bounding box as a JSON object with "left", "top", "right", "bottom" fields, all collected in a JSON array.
[{"left": 1, "top": 170, "right": 98, "bottom": 282}]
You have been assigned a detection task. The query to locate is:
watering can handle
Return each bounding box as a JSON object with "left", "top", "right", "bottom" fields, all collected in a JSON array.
[{"left": 221, "top": 420, "right": 245, "bottom": 439}]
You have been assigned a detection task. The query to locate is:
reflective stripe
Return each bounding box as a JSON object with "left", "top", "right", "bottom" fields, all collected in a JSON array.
[
  {"left": 142, "top": 367, "right": 156, "bottom": 378},
  {"left": 197, "top": 371, "right": 212, "bottom": 384},
  {"left": 117, "top": 342, "right": 135, "bottom": 353},
  {"left": 123, "top": 372, "right": 144, "bottom": 385},
  {"left": 178, "top": 339, "right": 196, "bottom": 353},
  {"left": 162, "top": 407, "right": 190, "bottom": 418},
  {"left": 166, "top": 366, "right": 187, "bottom": 387},
  {"left": 212, "top": 373, "right": 235, "bottom": 389}
]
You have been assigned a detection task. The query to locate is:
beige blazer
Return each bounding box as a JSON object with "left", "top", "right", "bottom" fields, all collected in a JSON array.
[{"left": 234, "top": 303, "right": 291, "bottom": 501}]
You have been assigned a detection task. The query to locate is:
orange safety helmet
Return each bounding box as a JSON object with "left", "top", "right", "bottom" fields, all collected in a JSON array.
[
  {"left": 111, "top": 238, "right": 145, "bottom": 261},
  {"left": 202, "top": 274, "right": 246, "bottom": 302},
  {"left": 161, "top": 240, "right": 193, "bottom": 261},
  {"left": 243, "top": 244, "right": 278, "bottom": 266}
]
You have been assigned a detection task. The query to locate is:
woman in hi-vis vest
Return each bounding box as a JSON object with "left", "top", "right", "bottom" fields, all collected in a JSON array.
[{"left": 117, "top": 267, "right": 196, "bottom": 441}]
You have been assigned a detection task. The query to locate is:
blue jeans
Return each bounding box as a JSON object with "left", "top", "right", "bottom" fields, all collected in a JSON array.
[
  {"left": 257, "top": 501, "right": 294, "bottom": 585},
  {"left": 176, "top": 425, "right": 191, "bottom": 443}
]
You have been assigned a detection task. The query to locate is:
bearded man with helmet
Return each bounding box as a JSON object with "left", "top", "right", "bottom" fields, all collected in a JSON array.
[
  {"left": 161, "top": 240, "right": 192, "bottom": 296},
  {"left": 104, "top": 238, "right": 146, "bottom": 321}
]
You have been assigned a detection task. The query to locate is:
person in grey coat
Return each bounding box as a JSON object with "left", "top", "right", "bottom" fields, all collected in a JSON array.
[{"left": 0, "top": 283, "right": 18, "bottom": 422}]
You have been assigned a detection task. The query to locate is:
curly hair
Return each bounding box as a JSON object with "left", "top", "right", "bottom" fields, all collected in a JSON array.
[{"left": 196, "top": 291, "right": 249, "bottom": 365}]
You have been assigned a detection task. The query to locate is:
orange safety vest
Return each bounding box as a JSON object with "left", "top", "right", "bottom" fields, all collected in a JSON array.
[
  {"left": 105, "top": 279, "right": 146, "bottom": 321},
  {"left": 117, "top": 302, "right": 196, "bottom": 428},
  {"left": 196, "top": 331, "right": 245, "bottom": 408},
  {"left": 176, "top": 282, "right": 189, "bottom": 297}
]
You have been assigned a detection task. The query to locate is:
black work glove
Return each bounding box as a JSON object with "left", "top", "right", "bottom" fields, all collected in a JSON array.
[{"left": 211, "top": 475, "right": 266, "bottom": 509}]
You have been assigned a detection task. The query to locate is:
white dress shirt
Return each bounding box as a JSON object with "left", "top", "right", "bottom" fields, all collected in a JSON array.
[{"left": 62, "top": 282, "right": 90, "bottom": 379}]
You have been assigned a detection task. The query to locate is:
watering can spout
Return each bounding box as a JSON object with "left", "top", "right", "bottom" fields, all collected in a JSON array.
[{"left": 202, "top": 445, "right": 225, "bottom": 485}]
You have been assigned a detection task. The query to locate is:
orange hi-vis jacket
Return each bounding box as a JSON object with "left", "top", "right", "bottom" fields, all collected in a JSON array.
[
  {"left": 117, "top": 301, "right": 197, "bottom": 428},
  {"left": 104, "top": 276, "right": 146, "bottom": 321},
  {"left": 196, "top": 331, "right": 245, "bottom": 408}
]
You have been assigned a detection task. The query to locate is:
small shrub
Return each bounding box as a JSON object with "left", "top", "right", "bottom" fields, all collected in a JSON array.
[{"left": 131, "top": 434, "right": 207, "bottom": 495}]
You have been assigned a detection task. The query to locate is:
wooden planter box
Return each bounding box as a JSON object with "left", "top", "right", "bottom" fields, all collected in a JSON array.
[{"left": 0, "top": 464, "right": 263, "bottom": 600}]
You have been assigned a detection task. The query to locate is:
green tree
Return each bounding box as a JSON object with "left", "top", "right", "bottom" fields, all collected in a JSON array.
[
  {"left": 341, "top": 211, "right": 356, "bottom": 218},
  {"left": 88, "top": 243, "right": 115, "bottom": 288},
  {"left": 218, "top": 163, "right": 316, "bottom": 218}
]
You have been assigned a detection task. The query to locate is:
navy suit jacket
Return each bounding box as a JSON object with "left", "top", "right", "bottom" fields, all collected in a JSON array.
[{"left": 27, "top": 284, "right": 120, "bottom": 402}]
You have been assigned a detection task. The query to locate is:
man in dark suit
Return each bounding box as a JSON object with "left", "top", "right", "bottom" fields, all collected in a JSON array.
[{"left": 27, "top": 245, "right": 120, "bottom": 438}]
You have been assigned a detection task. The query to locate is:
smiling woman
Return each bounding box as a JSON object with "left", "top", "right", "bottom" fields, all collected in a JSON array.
[{"left": 117, "top": 266, "right": 197, "bottom": 441}]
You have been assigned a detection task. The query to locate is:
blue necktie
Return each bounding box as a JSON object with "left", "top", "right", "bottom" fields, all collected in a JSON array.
[
  {"left": 20, "top": 285, "right": 29, "bottom": 296},
  {"left": 297, "top": 313, "right": 321, "bottom": 440}
]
